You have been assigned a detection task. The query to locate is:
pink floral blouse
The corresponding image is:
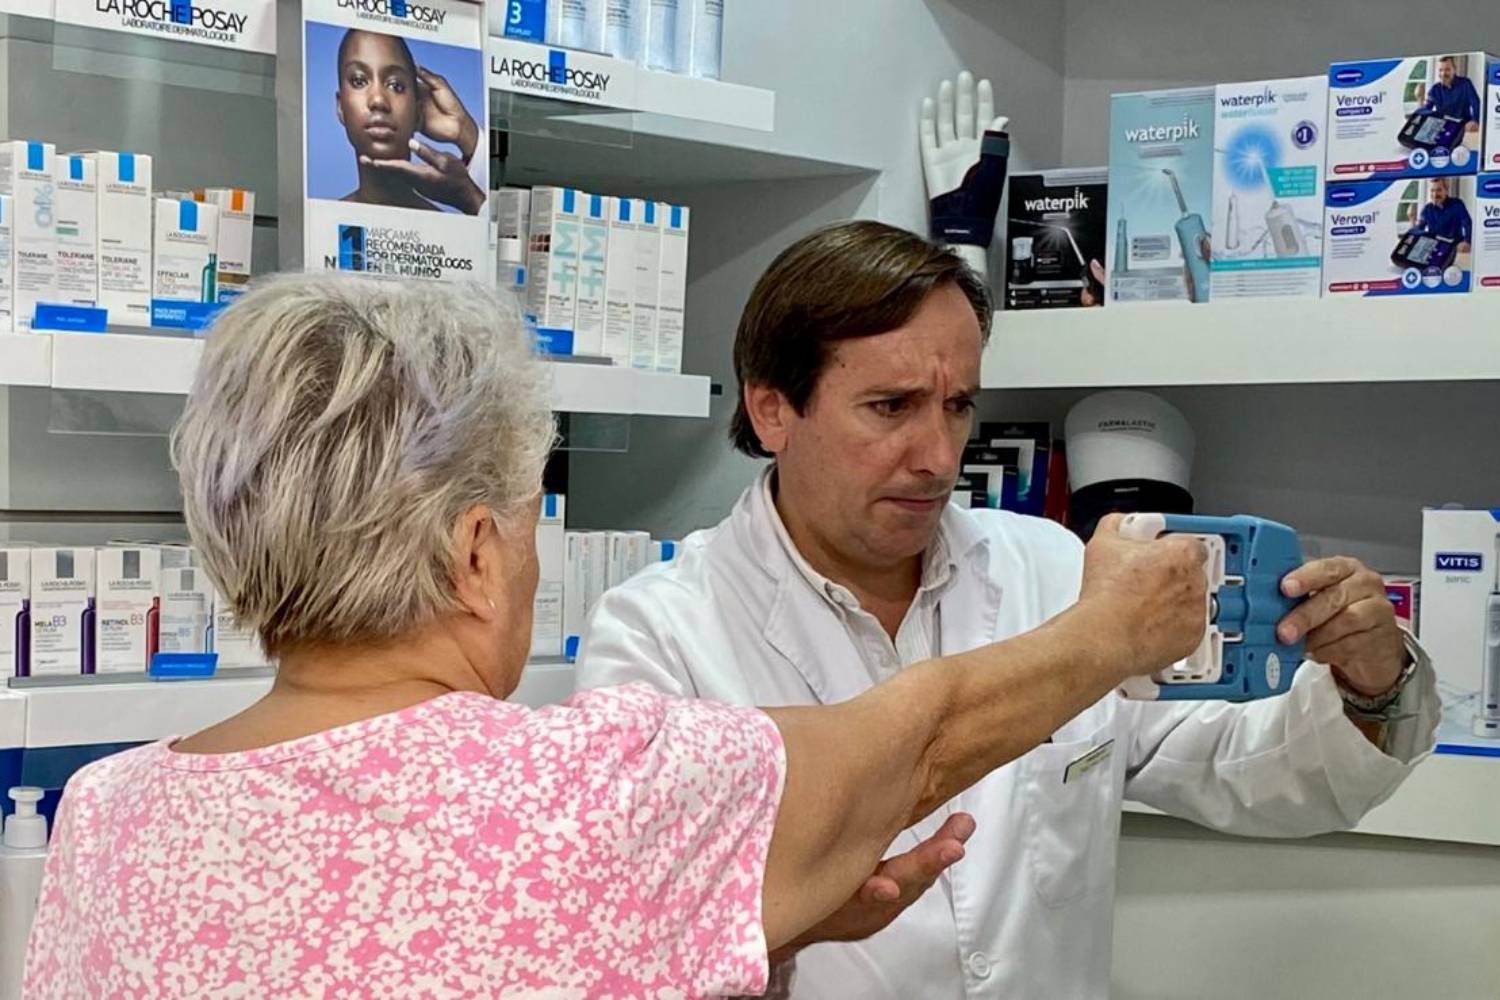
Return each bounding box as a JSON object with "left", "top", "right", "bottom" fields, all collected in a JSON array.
[{"left": 24, "top": 683, "right": 786, "bottom": 999}]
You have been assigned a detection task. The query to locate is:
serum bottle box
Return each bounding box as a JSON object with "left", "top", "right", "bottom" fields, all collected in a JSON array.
[
  {"left": 0, "top": 549, "right": 29, "bottom": 677},
  {"left": 195, "top": 188, "right": 254, "bottom": 303},
  {"left": 152, "top": 198, "right": 220, "bottom": 326},
  {"left": 212, "top": 583, "right": 267, "bottom": 668},
  {"left": 531, "top": 494, "right": 565, "bottom": 659},
  {"left": 655, "top": 203, "right": 689, "bottom": 374},
  {"left": 28, "top": 547, "right": 95, "bottom": 676},
  {"left": 95, "top": 546, "right": 160, "bottom": 674},
  {"left": 90, "top": 151, "right": 153, "bottom": 327},
  {"left": 158, "top": 555, "right": 212, "bottom": 655},
  {"left": 602, "top": 195, "right": 636, "bottom": 365},
  {"left": 1326, "top": 53, "right": 1491, "bottom": 180},
  {"left": 1211, "top": 76, "right": 1327, "bottom": 300},
  {"left": 53, "top": 154, "right": 98, "bottom": 308},
  {"left": 1106, "top": 87, "right": 1216, "bottom": 304},
  {"left": 1322, "top": 175, "right": 1475, "bottom": 297},
  {"left": 525, "top": 186, "right": 581, "bottom": 355},
  {"left": 0, "top": 141, "right": 58, "bottom": 332},
  {"left": 574, "top": 193, "right": 609, "bottom": 357},
  {"left": 630, "top": 198, "right": 662, "bottom": 369}
]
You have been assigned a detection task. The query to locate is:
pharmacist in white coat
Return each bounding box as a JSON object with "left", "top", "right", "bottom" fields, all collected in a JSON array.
[{"left": 575, "top": 222, "right": 1439, "bottom": 1000}]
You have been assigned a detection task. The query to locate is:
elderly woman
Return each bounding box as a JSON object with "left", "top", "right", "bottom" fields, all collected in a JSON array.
[{"left": 23, "top": 275, "right": 1202, "bottom": 998}]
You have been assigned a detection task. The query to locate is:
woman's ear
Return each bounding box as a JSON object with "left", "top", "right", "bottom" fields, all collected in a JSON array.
[{"left": 451, "top": 505, "right": 499, "bottom": 621}]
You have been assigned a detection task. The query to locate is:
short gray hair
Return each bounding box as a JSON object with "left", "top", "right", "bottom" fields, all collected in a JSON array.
[{"left": 172, "top": 274, "right": 556, "bottom": 656}]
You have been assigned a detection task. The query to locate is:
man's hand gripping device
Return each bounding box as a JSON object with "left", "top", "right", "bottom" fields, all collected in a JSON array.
[{"left": 1118, "top": 514, "right": 1306, "bottom": 703}]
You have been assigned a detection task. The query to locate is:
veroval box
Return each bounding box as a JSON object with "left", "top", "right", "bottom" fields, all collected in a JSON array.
[
  {"left": 1473, "top": 173, "right": 1500, "bottom": 291},
  {"left": 1487, "top": 60, "right": 1500, "bottom": 171},
  {"left": 1322, "top": 175, "right": 1475, "bottom": 297},
  {"left": 1326, "top": 53, "right": 1490, "bottom": 180}
]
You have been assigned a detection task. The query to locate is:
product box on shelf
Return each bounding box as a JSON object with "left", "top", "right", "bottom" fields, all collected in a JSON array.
[
  {"left": 526, "top": 186, "right": 581, "bottom": 355},
  {"left": 630, "top": 198, "right": 662, "bottom": 369},
  {"left": 159, "top": 562, "right": 212, "bottom": 655},
  {"left": 563, "top": 530, "right": 607, "bottom": 661},
  {"left": 212, "top": 583, "right": 266, "bottom": 668},
  {"left": 976, "top": 422, "right": 1050, "bottom": 517},
  {"left": 28, "top": 547, "right": 95, "bottom": 677},
  {"left": 655, "top": 203, "right": 688, "bottom": 373},
  {"left": 1384, "top": 575, "right": 1420, "bottom": 631},
  {"left": 152, "top": 198, "right": 221, "bottom": 328},
  {"left": 1322, "top": 175, "right": 1475, "bottom": 297},
  {"left": 0, "top": 548, "right": 29, "bottom": 677},
  {"left": 1419, "top": 508, "right": 1500, "bottom": 752},
  {"left": 1106, "top": 87, "right": 1215, "bottom": 304},
  {"left": 1472, "top": 173, "right": 1500, "bottom": 291},
  {"left": 1487, "top": 60, "right": 1500, "bottom": 171},
  {"left": 574, "top": 193, "right": 609, "bottom": 357},
  {"left": 961, "top": 446, "right": 1019, "bottom": 511},
  {"left": 1211, "top": 76, "right": 1327, "bottom": 300},
  {"left": 95, "top": 546, "right": 161, "bottom": 674},
  {"left": 90, "top": 151, "right": 153, "bottom": 328},
  {"left": 53, "top": 153, "right": 98, "bottom": 308},
  {"left": 496, "top": 186, "right": 531, "bottom": 269},
  {"left": 673, "top": 0, "right": 723, "bottom": 79},
  {"left": 196, "top": 188, "right": 255, "bottom": 303},
  {"left": 0, "top": 140, "right": 58, "bottom": 332},
  {"left": 1005, "top": 168, "right": 1107, "bottom": 310},
  {"left": 0, "top": 194, "right": 12, "bottom": 331},
  {"left": 606, "top": 530, "right": 650, "bottom": 588},
  {"left": 1326, "top": 52, "right": 1491, "bottom": 181},
  {"left": 603, "top": 195, "right": 636, "bottom": 365},
  {"left": 648, "top": 538, "right": 678, "bottom": 566},
  {"left": 531, "top": 494, "right": 565, "bottom": 660}
]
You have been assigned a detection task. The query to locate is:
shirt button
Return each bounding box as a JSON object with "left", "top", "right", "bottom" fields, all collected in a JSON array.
[{"left": 967, "top": 952, "right": 992, "bottom": 979}]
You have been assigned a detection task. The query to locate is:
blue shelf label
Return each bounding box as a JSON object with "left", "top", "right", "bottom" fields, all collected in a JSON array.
[
  {"left": 32, "top": 304, "right": 108, "bottom": 333},
  {"left": 149, "top": 652, "right": 219, "bottom": 679},
  {"left": 151, "top": 299, "right": 225, "bottom": 331},
  {"left": 535, "top": 327, "right": 575, "bottom": 355},
  {"left": 502, "top": 0, "right": 546, "bottom": 41}
]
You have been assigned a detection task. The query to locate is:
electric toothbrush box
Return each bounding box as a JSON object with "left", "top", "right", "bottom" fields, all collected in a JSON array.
[
  {"left": 1105, "top": 86, "right": 1216, "bottom": 305},
  {"left": 151, "top": 197, "right": 220, "bottom": 328},
  {"left": 1419, "top": 508, "right": 1500, "bottom": 750},
  {"left": 1005, "top": 168, "right": 1108, "bottom": 310},
  {"left": 1326, "top": 52, "right": 1491, "bottom": 181},
  {"left": 1211, "top": 76, "right": 1327, "bottom": 300},
  {"left": 0, "top": 548, "right": 29, "bottom": 677},
  {"left": 95, "top": 546, "right": 160, "bottom": 674},
  {"left": 1471, "top": 173, "right": 1500, "bottom": 290},
  {"left": 1322, "top": 175, "right": 1475, "bottom": 297},
  {"left": 28, "top": 547, "right": 95, "bottom": 676}
]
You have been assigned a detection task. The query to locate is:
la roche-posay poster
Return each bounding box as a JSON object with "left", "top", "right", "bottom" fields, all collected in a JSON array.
[{"left": 302, "top": 0, "right": 488, "bottom": 280}]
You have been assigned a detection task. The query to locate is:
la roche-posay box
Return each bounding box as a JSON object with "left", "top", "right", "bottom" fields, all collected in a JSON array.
[
  {"left": 90, "top": 151, "right": 153, "bottom": 327},
  {"left": 1326, "top": 53, "right": 1491, "bottom": 180},
  {"left": 159, "top": 561, "right": 212, "bottom": 655},
  {"left": 602, "top": 195, "right": 636, "bottom": 366},
  {"left": 53, "top": 153, "right": 98, "bottom": 308},
  {"left": 655, "top": 203, "right": 689, "bottom": 374},
  {"left": 574, "top": 193, "right": 609, "bottom": 357},
  {"left": 152, "top": 198, "right": 220, "bottom": 326},
  {"left": 0, "top": 194, "right": 12, "bottom": 331},
  {"left": 1323, "top": 175, "right": 1475, "bottom": 297},
  {"left": 563, "top": 530, "right": 607, "bottom": 661},
  {"left": 196, "top": 188, "right": 254, "bottom": 303},
  {"left": 95, "top": 546, "right": 160, "bottom": 674},
  {"left": 1419, "top": 508, "right": 1500, "bottom": 749},
  {"left": 606, "top": 530, "right": 650, "bottom": 588},
  {"left": 0, "top": 548, "right": 29, "bottom": 677},
  {"left": 526, "top": 186, "right": 581, "bottom": 355},
  {"left": 29, "top": 547, "right": 95, "bottom": 676},
  {"left": 531, "top": 494, "right": 565, "bottom": 659},
  {"left": 1472, "top": 173, "right": 1500, "bottom": 291},
  {"left": 212, "top": 583, "right": 266, "bottom": 668},
  {"left": 649, "top": 538, "right": 678, "bottom": 566},
  {"left": 0, "top": 141, "right": 58, "bottom": 332},
  {"left": 631, "top": 199, "right": 663, "bottom": 369},
  {"left": 496, "top": 187, "right": 531, "bottom": 267},
  {"left": 1106, "top": 87, "right": 1216, "bottom": 304},
  {"left": 1211, "top": 77, "right": 1327, "bottom": 300}
]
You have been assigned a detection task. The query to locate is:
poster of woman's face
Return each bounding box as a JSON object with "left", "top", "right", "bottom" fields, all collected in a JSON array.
[{"left": 305, "top": 21, "right": 486, "bottom": 216}]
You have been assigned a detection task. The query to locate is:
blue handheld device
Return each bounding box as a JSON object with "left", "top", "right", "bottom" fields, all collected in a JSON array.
[
  {"left": 1117, "top": 513, "right": 1305, "bottom": 702},
  {"left": 1163, "top": 169, "right": 1211, "bottom": 303}
]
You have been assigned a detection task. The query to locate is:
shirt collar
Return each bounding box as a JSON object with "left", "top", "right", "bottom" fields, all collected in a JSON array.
[{"left": 757, "top": 466, "right": 961, "bottom": 612}]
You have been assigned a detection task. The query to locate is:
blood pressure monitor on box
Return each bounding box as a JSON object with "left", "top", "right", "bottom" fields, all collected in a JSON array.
[
  {"left": 1390, "top": 229, "right": 1458, "bottom": 270},
  {"left": 1398, "top": 110, "right": 1466, "bottom": 152}
]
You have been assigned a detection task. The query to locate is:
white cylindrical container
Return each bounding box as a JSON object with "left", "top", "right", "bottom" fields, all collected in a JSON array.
[
  {"left": 644, "top": 0, "right": 679, "bottom": 70},
  {"left": 685, "top": 0, "right": 722, "bottom": 79},
  {"left": 604, "top": 0, "right": 642, "bottom": 60},
  {"left": 0, "top": 788, "right": 48, "bottom": 1000}
]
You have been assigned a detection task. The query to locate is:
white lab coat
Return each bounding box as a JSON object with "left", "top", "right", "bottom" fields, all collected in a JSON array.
[{"left": 575, "top": 474, "right": 1438, "bottom": 1000}]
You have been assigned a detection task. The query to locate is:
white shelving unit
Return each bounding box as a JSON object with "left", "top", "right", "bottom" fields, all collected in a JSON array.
[
  {"left": 1, "top": 332, "right": 711, "bottom": 417},
  {"left": 983, "top": 296, "right": 1500, "bottom": 389}
]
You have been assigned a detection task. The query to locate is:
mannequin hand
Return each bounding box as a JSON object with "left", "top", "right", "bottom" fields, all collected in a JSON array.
[
  {"left": 769, "top": 813, "right": 975, "bottom": 964},
  {"left": 418, "top": 67, "right": 479, "bottom": 164},
  {"left": 1277, "top": 557, "right": 1409, "bottom": 696},
  {"left": 362, "top": 139, "right": 486, "bottom": 216},
  {"left": 920, "top": 71, "right": 1011, "bottom": 269}
]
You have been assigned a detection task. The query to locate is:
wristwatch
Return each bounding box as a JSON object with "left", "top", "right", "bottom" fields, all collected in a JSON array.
[{"left": 1337, "top": 630, "right": 1422, "bottom": 715}]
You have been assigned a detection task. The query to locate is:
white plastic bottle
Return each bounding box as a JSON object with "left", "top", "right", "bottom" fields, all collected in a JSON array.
[
  {"left": 643, "top": 0, "right": 678, "bottom": 70},
  {"left": 0, "top": 788, "right": 47, "bottom": 1000}
]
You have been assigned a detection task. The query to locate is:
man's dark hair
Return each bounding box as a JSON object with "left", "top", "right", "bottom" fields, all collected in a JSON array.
[
  {"left": 729, "top": 220, "right": 992, "bottom": 458},
  {"left": 337, "top": 29, "right": 417, "bottom": 83}
]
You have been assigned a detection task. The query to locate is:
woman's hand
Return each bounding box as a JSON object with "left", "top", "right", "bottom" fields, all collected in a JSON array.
[
  {"left": 361, "top": 140, "right": 486, "bottom": 216},
  {"left": 417, "top": 67, "right": 479, "bottom": 165}
]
